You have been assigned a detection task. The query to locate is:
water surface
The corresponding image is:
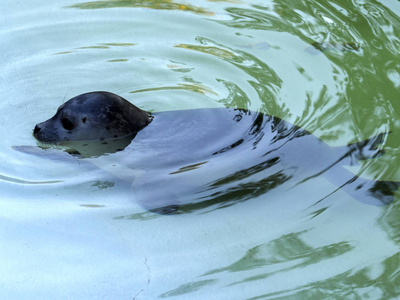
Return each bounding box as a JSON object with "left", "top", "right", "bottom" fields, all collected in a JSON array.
[{"left": 1, "top": 0, "right": 400, "bottom": 298}]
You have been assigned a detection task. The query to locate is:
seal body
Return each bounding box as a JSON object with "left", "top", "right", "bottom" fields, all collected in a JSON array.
[
  {"left": 33, "top": 92, "right": 152, "bottom": 143},
  {"left": 32, "top": 92, "right": 398, "bottom": 213}
]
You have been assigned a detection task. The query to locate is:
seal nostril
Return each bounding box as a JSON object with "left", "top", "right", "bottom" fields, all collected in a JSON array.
[{"left": 33, "top": 125, "right": 41, "bottom": 134}]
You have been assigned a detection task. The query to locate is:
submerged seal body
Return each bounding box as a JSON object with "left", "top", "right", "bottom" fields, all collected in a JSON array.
[
  {"left": 33, "top": 92, "right": 398, "bottom": 213},
  {"left": 34, "top": 92, "right": 152, "bottom": 143}
]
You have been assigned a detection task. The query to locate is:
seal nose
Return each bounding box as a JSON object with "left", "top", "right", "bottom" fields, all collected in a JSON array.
[{"left": 33, "top": 124, "right": 41, "bottom": 135}]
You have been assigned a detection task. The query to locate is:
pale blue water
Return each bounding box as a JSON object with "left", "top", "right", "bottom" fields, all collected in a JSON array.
[{"left": 1, "top": 0, "right": 400, "bottom": 299}]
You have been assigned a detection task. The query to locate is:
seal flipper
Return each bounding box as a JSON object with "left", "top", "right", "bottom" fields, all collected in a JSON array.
[
  {"left": 324, "top": 171, "right": 399, "bottom": 205},
  {"left": 350, "top": 179, "right": 400, "bottom": 205},
  {"left": 346, "top": 132, "right": 387, "bottom": 164},
  {"left": 324, "top": 132, "right": 399, "bottom": 205}
]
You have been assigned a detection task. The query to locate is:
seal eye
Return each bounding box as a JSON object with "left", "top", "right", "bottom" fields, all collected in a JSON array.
[{"left": 61, "top": 118, "right": 74, "bottom": 131}]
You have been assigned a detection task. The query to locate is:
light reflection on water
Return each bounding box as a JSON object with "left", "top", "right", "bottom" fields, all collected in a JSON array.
[{"left": 1, "top": 0, "right": 400, "bottom": 298}]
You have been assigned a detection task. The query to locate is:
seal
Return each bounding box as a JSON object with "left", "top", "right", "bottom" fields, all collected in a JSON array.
[
  {"left": 33, "top": 91, "right": 152, "bottom": 144},
  {"left": 32, "top": 91, "right": 399, "bottom": 214}
]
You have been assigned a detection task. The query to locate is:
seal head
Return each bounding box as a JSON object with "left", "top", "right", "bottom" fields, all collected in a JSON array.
[{"left": 33, "top": 91, "right": 152, "bottom": 144}]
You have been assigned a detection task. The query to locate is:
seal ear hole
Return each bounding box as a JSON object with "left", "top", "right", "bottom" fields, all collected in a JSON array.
[
  {"left": 82, "top": 117, "right": 87, "bottom": 124},
  {"left": 61, "top": 118, "right": 74, "bottom": 131}
]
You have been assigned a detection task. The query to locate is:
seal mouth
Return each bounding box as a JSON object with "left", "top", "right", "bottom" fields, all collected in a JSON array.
[
  {"left": 33, "top": 131, "right": 57, "bottom": 144},
  {"left": 34, "top": 139, "right": 65, "bottom": 150},
  {"left": 34, "top": 132, "right": 138, "bottom": 158}
]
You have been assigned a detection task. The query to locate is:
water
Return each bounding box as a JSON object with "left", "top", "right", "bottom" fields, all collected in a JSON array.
[{"left": 1, "top": 0, "right": 400, "bottom": 298}]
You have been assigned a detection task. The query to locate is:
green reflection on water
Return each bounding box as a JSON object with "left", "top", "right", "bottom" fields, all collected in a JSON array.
[
  {"left": 176, "top": 37, "right": 283, "bottom": 113},
  {"left": 159, "top": 279, "right": 218, "bottom": 298},
  {"left": 204, "top": 231, "right": 354, "bottom": 277},
  {"left": 68, "top": 0, "right": 212, "bottom": 15},
  {"left": 130, "top": 82, "right": 218, "bottom": 96},
  {"left": 214, "top": 0, "right": 400, "bottom": 181},
  {"left": 247, "top": 252, "right": 400, "bottom": 299}
]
